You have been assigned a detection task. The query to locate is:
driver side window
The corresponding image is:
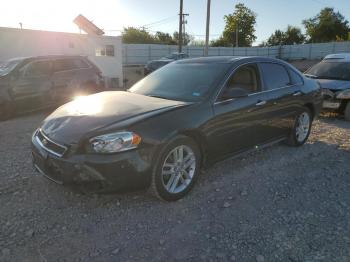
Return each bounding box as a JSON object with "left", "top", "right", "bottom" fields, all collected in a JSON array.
[{"left": 226, "top": 64, "right": 260, "bottom": 94}]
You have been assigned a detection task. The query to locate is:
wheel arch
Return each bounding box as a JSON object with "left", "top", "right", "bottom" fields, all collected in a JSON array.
[
  {"left": 178, "top": 130, "right": 208, "bottom": 168},
  {"left": 304, "top": 103, "right": 315, "bottom": 119}
]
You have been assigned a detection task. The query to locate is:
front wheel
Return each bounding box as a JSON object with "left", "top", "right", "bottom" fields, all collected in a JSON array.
[
  {"left": 286, "top": 108, "right": 312, "bottom": 146},
  {"left": 149, "top": 136, "right": 201, "bottom": 201}
]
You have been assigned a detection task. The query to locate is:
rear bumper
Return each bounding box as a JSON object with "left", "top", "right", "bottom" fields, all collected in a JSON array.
[{"left": 31, "top": 134, "right": 154, "bottom": 190}]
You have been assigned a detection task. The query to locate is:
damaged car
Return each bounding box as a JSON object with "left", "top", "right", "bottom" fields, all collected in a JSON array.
[
  {"left": 305, "top": 53, "right": 350, "bottom": 120},
  {"left": 0, "top": 55, "right": 104, "bottom": 120},
  {"left": 32, "top": 56, "right": 322, "bottom": 201}
]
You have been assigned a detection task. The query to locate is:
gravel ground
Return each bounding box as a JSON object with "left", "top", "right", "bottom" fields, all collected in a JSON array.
[{"left": 0, "top": 112, "right": 349, "bottom": 262}]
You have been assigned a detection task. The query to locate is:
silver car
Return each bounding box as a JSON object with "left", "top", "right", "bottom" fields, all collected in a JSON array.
[{"left": 305, "top": 53, "right": 350, "bottom": 120}]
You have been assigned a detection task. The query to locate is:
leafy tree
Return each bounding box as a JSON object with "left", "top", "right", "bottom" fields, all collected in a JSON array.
[
  {"left": 173, "top": 31, "right": 194, "bottom": 46},
  {"left": 155, "top": 32, "right": 176, "bottom": 45},
  {"left": 190, "top": 39, "right": 206, "bottom": 46},
  {"left": 121, "top": 27, "right": 194, "bottom": 45},
  {"left": 211, "top": 3, "right": 257, "bottom": 47},
  {"left": 303, "top": 7, "right": 350, "bottom": 42},
  {"left": 266, "top": 30, "right": 286, "bottom": 46},
  {"left": 121, "top": 27, "right": 155, "bottom": 44},
  {"left": 266, "top": 26, "right": 305, "bottom": 46}
]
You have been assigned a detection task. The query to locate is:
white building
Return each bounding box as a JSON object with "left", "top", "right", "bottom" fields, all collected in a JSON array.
[{"left": 0, "top": 27, "right": 123, "bottom": 87}]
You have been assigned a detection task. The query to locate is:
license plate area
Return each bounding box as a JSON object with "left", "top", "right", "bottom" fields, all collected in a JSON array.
[
  {"left": 32, "top": 151, "right": 64, "bottom": 184},
  {"left": 323, "top": 101, "right": 341, "bottom": 109}
]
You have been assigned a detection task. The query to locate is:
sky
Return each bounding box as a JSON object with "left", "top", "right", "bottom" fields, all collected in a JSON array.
[{"left": 1, "top": 0, "right": 350, "bottom": 45}]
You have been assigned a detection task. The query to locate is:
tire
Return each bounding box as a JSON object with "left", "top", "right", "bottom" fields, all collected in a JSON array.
[
  {"left": 286, "top": 108, "right": 312, "bottom": 147},
  {"left": 0, "top": 101, "right": 14, "bottom": 121},
  {"left": 149, "top": 136, "right": 201, "bottom": 201},
  {"left": 344, "top": 101, "right": 350, "bottom": 121}
]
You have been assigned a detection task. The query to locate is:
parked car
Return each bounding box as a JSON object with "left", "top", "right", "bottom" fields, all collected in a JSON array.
[
  {"left": 0, "top": 55, "right": 104, "bottom": 120},
  {"left": 31, "top": 56, "right": 322, "bottom": 201},
  {"left": 305, "top": 53, "right": 350, "bottom": 120},
  {"left": 144, "top": 52, "right": 189, "bottom": 75}
]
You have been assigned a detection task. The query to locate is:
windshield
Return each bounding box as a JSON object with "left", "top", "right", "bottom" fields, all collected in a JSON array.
[
  {"left": 306, "top": 61, "right": 350, "bottom": 81},
  {"left": 165, "top": 54, "right": 177, "bottom": 59},
  {"left": 129, "top": 63, "right": 230, "bottom": 102},
  {"left": 0, "top": 59, "right": 22, "bottom": 76}
]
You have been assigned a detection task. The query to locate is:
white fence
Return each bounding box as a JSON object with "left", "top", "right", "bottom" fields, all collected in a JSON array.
[{"left": 123, "top": 41, "right": 350, "bottom": 65}]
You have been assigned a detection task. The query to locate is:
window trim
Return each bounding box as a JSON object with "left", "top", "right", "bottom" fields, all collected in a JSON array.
[{"left": 214, "top": 62, "right": 263, "bottom": 104}]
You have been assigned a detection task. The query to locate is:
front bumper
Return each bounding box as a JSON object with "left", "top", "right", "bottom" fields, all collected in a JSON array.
[
  {"left": 31, "top": 133, "right": 154, "bottom": 190},
  {"left": 321, "top": 88, "right": 350, "bottom": 110},
  {"left": 322, "top": 99, "right": 341, "bottom": 109}
]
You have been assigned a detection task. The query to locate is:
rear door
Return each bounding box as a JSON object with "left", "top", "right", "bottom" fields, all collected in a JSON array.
[
  {"left": 207, "top": 63, "right": 273, "bottom": 161},
  {"left": 51, "top": 58, "right": 80, "bottom": 102},
  {"left": 258, "top": 62, "right": 304, "bottom": 139},
  {"left": 12, "top": 59, "right": 52, "bottom": 111}
]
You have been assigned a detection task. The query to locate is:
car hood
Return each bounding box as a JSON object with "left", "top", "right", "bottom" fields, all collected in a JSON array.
[
  {"left": 41, "top": 91, "right": 188, "bottom": 144},
  {"left": 316, "top": 79, "right": 350, "bottom": 91}
]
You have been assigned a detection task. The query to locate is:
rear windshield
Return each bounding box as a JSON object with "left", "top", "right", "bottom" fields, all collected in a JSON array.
[
  {"left": 129, "top": 63, "right": 230, "bottom": 102},
  {"left": 306, "top": 61, "right": 350, "bottom": 81}
]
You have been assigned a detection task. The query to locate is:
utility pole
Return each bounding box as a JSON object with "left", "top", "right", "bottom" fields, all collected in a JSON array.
[
  {"left": 182, "top": 13, "right": 189, "bottom": 46},
  {"left": 204, "top": 0, "right": 211, "bottom": 56},
  {"left": 178, "top": 0, "right": 184, "bottom": 53}
]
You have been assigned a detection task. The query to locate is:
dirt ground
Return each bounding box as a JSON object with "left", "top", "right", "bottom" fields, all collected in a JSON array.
[{"left": 0, "top": 112, "right": 349, "bottom": 262}]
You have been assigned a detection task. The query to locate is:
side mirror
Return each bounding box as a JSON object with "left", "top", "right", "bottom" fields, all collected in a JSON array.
[{"left": 221, "top": 87, "right": 249, "bottom": 100}]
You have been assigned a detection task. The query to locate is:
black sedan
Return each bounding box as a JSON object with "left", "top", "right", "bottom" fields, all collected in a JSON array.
[{"left": 31, "top": 56, "right": 322, "bottom": 201}]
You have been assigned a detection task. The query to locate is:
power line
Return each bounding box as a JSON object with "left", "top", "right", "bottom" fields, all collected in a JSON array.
[{"left": 141, "top": 16, "right": 178, "bottom": 29}]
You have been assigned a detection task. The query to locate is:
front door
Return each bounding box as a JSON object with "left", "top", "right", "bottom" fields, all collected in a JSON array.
[
  {"left": 12, "top": 60, "right": 52, "bottom": 111},
  {"left": 206, "top": 63, "right": 272, "bottom": 161}
]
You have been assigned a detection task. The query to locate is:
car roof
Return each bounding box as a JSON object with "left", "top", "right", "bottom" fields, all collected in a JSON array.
[
  {"left": 175, "top": 56, "right": 285, "bottom": 64},
  {"left": 6, "top": 55, "right": 87, "bottom": 62},
  {"left": 323, "top": 53, "right": 350, "bottom": 62}
]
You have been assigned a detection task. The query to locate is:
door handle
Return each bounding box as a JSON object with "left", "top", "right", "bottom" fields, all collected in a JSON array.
[
  {"left": 255, "top": 100, "right": 266, "bottom": 106},
  {"left": 293, "top": 91, "right": 302, "bottom": 96}
]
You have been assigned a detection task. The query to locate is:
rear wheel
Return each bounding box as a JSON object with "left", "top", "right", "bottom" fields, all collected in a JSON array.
[
  {"left": 286, "top": 108, "right": 312, "bottom": 146},
  {"left": 344, "top": 101, "right": 350, "bottom": 121},
  {"left": 149, "top": 136, "right": 201, "bottom": 201}
]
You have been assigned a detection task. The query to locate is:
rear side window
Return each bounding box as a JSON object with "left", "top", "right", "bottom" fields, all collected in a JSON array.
[
  {"left": 53, "top": 59, "right": 77, "bottom": 72},
  {"left": 260, "top": 63, "right": 291, "bottom": 90},
  {"left": 289, "top": 69, "right": 303, "bottom": 85}
]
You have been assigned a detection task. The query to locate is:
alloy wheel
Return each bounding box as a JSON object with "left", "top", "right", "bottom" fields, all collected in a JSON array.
[
  {"left": 295, "top": 112, "right": 310, "bottom": 143},
  {"left": 161, "top": 145, "right": 196, "bottom": 194}
]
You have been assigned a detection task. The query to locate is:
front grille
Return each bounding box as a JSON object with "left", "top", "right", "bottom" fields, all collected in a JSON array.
[{"left": 35, "top": 130, "right": 67, "bottom": 157}]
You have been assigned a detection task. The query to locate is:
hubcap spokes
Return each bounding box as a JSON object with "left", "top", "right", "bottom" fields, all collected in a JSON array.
[
  {"left": 162, "top": 145, "right": 196, "bottom": 194},
  {"left": 296, "top": 112, "right": 310, "bottom": 142}
]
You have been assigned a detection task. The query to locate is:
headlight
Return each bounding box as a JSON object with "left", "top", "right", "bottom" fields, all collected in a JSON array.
[
  {"left": 336, "top": 89, "right": 350, "bottom": 99},
  {"left": 89, "top": 132, "right": 141, "bottom": 153}
]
